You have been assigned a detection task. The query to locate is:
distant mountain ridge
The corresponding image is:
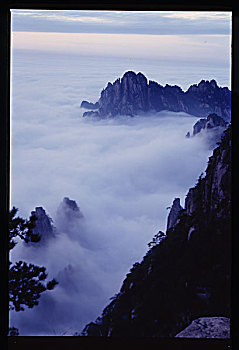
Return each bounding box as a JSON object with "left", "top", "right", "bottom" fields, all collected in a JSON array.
[{"left": 81, "top": 71, "right": 231, "bottom": 120}]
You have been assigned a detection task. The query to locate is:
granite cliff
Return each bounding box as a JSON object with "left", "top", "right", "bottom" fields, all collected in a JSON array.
[
  {"left": 192, "top": 113, "right": 227, "bottom": 136},
  {"left": 186, "top": 113, "right": 228, "bottom": 148},
  {"left": 81, "top": 71, "right": 231, "bottom": 120},
  {"left": 166, "top": 198, "right": 183, "bottom": 231},
  {"left": 55, "top": 197, "right": 84, "bottom": 240},
  {"left": 80, "top": 124, "right": 231, "bottom": 337},
  {"left": 29, "top": 197, "right": 84, "bottom": 245},
  {"left": 30, "top": 207, "right": 56, "bottom": 244}
]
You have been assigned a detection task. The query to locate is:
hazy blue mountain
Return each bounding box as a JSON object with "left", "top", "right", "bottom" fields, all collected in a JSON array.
[{"left": 81, "top": 71, "right": 231, "bottom": 120}]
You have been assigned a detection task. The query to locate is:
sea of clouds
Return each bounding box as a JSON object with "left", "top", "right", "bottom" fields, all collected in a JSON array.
[{"left": 9, "top": 49, "right": 228, "bottom": 335}]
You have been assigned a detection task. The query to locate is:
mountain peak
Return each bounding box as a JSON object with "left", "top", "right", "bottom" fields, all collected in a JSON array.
[
  {"left": 122, "top": 70, "right": 137, "bottom": 78},
  {"left": 81, "top": 72, "right": 231, "bottom": 120},
  {"left": 209, "top": 79, "right": 218, "bottom": 88},
  {"left": 30, "top": 207, "right": 55, "bottom": 244}
]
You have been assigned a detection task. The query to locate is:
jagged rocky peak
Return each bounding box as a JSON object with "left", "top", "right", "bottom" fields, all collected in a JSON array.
[
  {"left": 81, "top": 71, "right": 231, "bottom": 120},
  {"left": 192, "top": 113, "right": 227, "bottom": 136},
  {"left": 187, "top": 79, "right": 218, "bottom": 93},
  {"left": 55, "top": 197, "right": 84, "bottom": 236},
  {"left": 57, "top": 197, "right": 84, "bottom": 222},
  {"left": 97, "top": 71, "right": 149, "bottom": 117},
  {"left": 31, "top": 207, "right": 55, "bottom": 243},
  {"left": 166, "top": 198, "right": 183, "bottom": 231},
  {"left": 185, "top": 113, "right": 228, "bottom": 148}
]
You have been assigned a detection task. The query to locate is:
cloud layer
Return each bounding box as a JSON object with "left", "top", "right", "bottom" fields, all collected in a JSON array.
[{"left": 10, "top": 110, "right": 214, "bottom": 335}]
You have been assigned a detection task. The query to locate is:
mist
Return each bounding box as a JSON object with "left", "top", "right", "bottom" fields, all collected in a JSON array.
[{"left": 10, "top": 48, "right": 228, "bottom": 335}]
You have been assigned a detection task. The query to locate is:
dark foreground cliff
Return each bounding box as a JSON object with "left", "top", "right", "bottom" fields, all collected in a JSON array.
[
  {"left": 80, "top": 125, "right": 231, "bottom": 337},
  {"left": 81, "top": 71, "right": 231, "bottom": 120}
]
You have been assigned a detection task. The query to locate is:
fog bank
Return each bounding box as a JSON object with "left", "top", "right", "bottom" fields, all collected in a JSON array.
[{"left": 10, "top": 48, "right": 225, "bottom": 335}]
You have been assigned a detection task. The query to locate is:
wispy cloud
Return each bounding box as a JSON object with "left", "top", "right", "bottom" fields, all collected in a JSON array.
[
  {"left": 161, "top": 11, "right": 231, "bottom": 21},
  {"left": 13, "top": 10, "right": 116, "bottom": 24},
  {"left": 11, "top": 10, "right": 232, "bottom": 35}
]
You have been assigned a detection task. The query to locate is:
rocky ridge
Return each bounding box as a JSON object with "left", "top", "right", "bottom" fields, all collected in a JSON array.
[
  {"left": 80, "top": 125, "right": 231, "bottom": 337},
  {"left": 81, "top": 71, "right": 231, "bottom": 120}
]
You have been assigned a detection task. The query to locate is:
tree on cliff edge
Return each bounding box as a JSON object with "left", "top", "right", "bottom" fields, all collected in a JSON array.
[{"left": 8, "top": 207, "right": 58, "bottom": 335}]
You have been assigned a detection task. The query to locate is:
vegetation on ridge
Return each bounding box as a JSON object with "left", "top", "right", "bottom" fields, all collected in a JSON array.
[{"left": 81, "top": 125, "right": 231, "bottom": 337}]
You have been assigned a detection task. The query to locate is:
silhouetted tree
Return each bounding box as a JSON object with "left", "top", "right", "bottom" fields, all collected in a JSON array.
[{"left": 9, "top": 207, "right": 58, "bottom": 334}]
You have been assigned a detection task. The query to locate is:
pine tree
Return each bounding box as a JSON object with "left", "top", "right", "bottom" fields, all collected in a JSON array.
[{"left": 8, "top": 207, "right": 58, "bottom": 334}]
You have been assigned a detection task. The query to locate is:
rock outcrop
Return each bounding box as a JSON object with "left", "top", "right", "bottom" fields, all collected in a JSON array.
[
  {"left": 175, "top": 316, "right": 230, "bottom": 338},
  {"left": 192, "top": 113, "right": 227, "bottom": 136},
  {"left": 55, "top": 197, "right": 84, "bottom": 237},
  {"left": 166, "top": 198, "right": 183, "bottom": 231},
  {"left": 30, "top": 207, "right": 56, "bottom": 244},
  {"left": 80, "top": 125, "right": 231, "bottom": 337},
  {"left": 80, "top": 101, "right": 99, "bottom": 110},
  {"left": 56, "top": 197, "right": 84, "bottom": 222},
  {"left": 29, "top": 198, "right": 84, "bottom": 244},
  {"left": 81, "top": 71, "right": 231, "bottom": 120},
  {"left": 186, "top": 113, "right": 228, "bottom": 148}
]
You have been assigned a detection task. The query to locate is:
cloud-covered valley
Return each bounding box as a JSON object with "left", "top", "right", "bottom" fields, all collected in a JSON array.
[
  {"left": 10, "top": 49, "right": 226, "bottom": 335},
  {"left": 10, "top": 111, "right": 213, "bottom": 334}
]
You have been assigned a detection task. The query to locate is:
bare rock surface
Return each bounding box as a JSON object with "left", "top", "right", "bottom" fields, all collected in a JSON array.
[
  {"left": 166, "top": 198, "right": 183, "bottom": 231},
  {"left": 175, "top": 316, "right": 230, "bottom": 338},
  {"left": 31, "top": 207, "right": 55, "bottom": 244}
]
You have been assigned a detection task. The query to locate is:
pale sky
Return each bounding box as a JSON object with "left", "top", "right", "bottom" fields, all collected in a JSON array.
[
  {"left": 11, "top": 10, "right": 232, "bottom": 35},
  {"left": 10, "top": 10, "right": 232, "bottom": 69},
  {"left": 11, "top": 31, "right": 231, "bottom": 66}
]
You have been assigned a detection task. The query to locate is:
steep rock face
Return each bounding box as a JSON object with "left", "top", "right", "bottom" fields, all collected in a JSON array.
[
  {"left": 30, "top": 207, "right": 55, "bottom": 244},
  {"left": 192, "top": 118, "right": 207, "bottom": 135},
  {"left": 55, "top": 197, "right": 84, "bottom": 237},
  {"left": 166, "top": 198, "right": 183, "bottom": 231},
  {"left": 185, "top": 126, "right": 231, "bottom": 218},
  {"left": 186, "top": 113, "right": 228, "bottom": 149},
  {"left": 80, "top": 125, "right": 231, "bottom": 337},
  {"left": 98, "top": 72, "right": 149, "bottom": 117},
  {"left": 81, "top": 72, "right": 231, "bottom": 120},
  {"left": 192, "top": 113, "right": 227, "bottom": 136},
  {"left": 29, "top": 198, "right": 84, "bottom": 244},
  {"left": 56, "top": 197, "right": 84, "bottom": 222}
]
